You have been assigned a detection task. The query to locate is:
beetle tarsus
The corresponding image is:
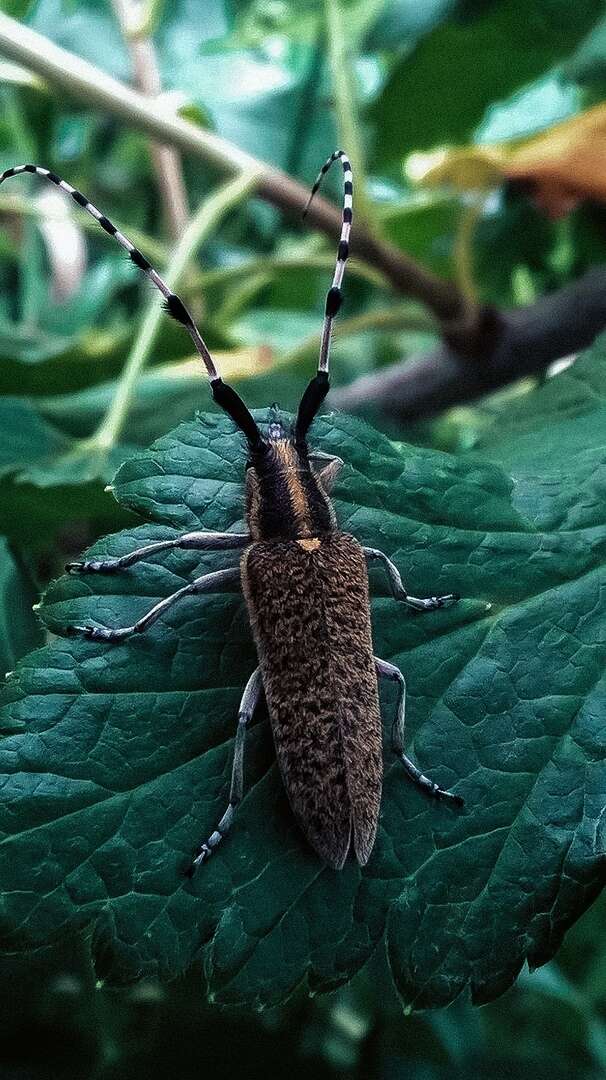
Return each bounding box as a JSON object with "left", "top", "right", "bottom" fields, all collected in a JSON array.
[
  {"left": 66, "top": 624, "right": 131, "bottom": 642},
  {"left": 409, "top": 592, "right": 460, "bottom": 612},
  {"left": 188, "top": 840, "right": 216, "bottom": 876},
  {"left": 64, "top": 568, "right": 241, "bottom": 646},
  {"left": 66, "top": 558, "right": 121, "bottom": 574},
  {"left": 186, "top": 844, "right": 213, "bottom": 876},
  {"left": 406, "top": 765, "right": 465, "bottom": 807},
  {"left": 432, "top": 785, "right": 464, "bottom": 807}
]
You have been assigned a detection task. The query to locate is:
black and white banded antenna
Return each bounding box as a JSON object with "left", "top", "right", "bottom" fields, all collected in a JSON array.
[
  {"left": 294, "top": 150, "right": 353, "bottom": 442},
  {"left": 302, "top": 149, "right": 353, "bottom": 377},
  {"left": 0, "top": 163, "right": 263, "bottom": 448}
]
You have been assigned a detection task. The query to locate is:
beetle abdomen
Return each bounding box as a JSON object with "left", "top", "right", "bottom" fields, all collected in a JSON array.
[{"left": 241, "top": 533, "right": 382, "bottom": 869}]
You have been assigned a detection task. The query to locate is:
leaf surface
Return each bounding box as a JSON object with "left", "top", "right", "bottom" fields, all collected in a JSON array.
[
  {"left": 0, "top": 537, "right": 43, "bottom": 678},
  {"left": 0, "top": 406, "right": 604, "bottom": 1008},
  {"left": 370, "top": 0, "right": 602, "bottom": 164}
]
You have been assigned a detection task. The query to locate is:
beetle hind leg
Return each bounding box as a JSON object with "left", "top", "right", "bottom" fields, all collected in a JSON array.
[
  {"left": 187, "top": 666, "right": 263, "bottom": 875},
  {"left": 376, "top": 656, "right": 463, "bottom": 807}
]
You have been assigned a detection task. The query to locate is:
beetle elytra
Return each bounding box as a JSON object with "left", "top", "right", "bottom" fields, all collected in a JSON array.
[{"left": 0, "top": 153, "right": 463, "bottom": 871}]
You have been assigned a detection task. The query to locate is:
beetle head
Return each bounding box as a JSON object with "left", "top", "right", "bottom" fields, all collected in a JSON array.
[{"left": 267, "top": 402, "right": 287, "bottom": 442}]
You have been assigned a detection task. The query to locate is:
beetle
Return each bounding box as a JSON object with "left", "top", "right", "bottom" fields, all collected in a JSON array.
[{"left": 0, "top": 152, "right": 463, "bottom": 872}]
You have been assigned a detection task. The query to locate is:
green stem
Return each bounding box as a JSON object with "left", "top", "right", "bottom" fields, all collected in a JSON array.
[
  {"left": 139, "top": 0, "right": 165, "bottom": 38},
  {"left": 194, "top": 253, "right": 389, "bottom": 293},
  {"left": 324, "top": 0, "right": 372, "bottom": 225},
  {"left": 453, "top": 198, "right": 484, "bottom": 304},
  {"left": 281, "top": 305, "right": 433, "bottom": 366},
  {"left": 216, "top": 272, "right": 271, "bottom": 327},
  {"left": 91, "top": 169, "right": 259, "bottom": 449}
]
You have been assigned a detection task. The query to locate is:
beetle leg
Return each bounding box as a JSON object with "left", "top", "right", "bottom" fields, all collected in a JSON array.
[
  {"left": 66, "top": 567, "right": 240, "bottom": 642},
  {"left": 309, "top": 451, "right": 342, "bottom": 470},
  {"left": 309, "top": 451, "right": 344, "bottom": 493},
  {"left": 375, "top": 656, "right": 463, "bottom": 807},
  {"left": 187, "top": 666, "right": 263, "bottom": 874},
  {"left": 319, "top": 458, "right": 344, "bottom": 492},
  {"left": 66, "top": 531, "right": 250, "bottom": 575},
  {"left": 364, "top": 548, "right": 459, "bottom": 612}
]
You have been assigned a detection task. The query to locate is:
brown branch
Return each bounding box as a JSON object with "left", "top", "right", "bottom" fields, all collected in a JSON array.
[
  {"left": 0, "top": 12, "right": 476, "bottom": 343},
  {"left": 110, "top": 0, "right": 189, "bottom": 239},
  {"left": 331, "top": 269, "right": 606, "bottom": 420}
]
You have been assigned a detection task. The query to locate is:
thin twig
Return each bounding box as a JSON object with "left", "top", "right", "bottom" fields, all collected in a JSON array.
[
  {"left": 453, "top": 199, "right": 485, "bottom": 305},
  {"left": 111, "top": 0, "right": 189, "bottom": 239}
]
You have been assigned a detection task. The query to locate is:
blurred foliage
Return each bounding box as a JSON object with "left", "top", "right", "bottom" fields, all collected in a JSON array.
[{"left": 1, "top": 0, "right": 606, "bottom": 1075}]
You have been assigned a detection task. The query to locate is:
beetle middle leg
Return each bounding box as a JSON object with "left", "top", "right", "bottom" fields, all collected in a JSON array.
[
  {"left": 66, "top": 530, "right": 250, "bottom": 575},
  {"left": 364, "top": 548, "right": 459, "bottom": 612},
  {"left": 66, "top": 567, "right": 240, "bottom": 642},
  {"left": 187, "top": 666, "right": 263, "bottom": 875},
  {"left": 375, "top": 656, "right": 463, "bottom": 806}
]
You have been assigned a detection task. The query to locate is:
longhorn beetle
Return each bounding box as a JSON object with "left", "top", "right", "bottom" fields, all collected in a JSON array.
[{"left": 0, "top": 152, "right": 463, "bottom": 872}]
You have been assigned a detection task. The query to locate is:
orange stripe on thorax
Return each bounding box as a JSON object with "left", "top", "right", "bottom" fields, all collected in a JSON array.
[{"left": 274, "top": 442, "right": 314, "bottom": 537}]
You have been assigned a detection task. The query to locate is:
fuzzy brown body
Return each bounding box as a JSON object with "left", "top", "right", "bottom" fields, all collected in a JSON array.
[
  {"left": 240, "top": 431, "right": 383, "bottom": 869},
  {"left": 241, "top": 534, "right": 382, "bottom": 869}
]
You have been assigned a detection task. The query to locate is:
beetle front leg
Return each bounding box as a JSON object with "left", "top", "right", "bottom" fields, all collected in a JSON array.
[
  {"left": 187, "top": 666, "right": 263, "bottom": 875},
  {"left": 66, "top": 567, "right": 240, "bottom": 642},
  {"left": 376, "top": 656, "right": 463, "bottom": 807},
  {"left": 364, "top": 548, "right": 459, "bottom": 612},
  {"left": 66, "top": 531, "right": 250, "bottom": 575},
  {"left": 309, "top": 451, "right": 344, "bottom": 493}
]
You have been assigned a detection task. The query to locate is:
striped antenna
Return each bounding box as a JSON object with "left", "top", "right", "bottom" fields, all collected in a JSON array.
[
  {"left": 294, "top": 151, "right": 353, "bottom": 441},
  {"left": 302, "top": 150, "right": 352, "bottom": 375},
  {"left": 0, "top": 164, "right": 220, "bottom": 382}
]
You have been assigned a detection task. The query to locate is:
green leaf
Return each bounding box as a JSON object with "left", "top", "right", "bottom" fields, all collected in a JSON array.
[
  {"left": 0, "top": 397, "right": 133, "bottom": 487},
  {"left": 370, "top": 0, "right": 603, "bottom": 165},
  {"left": 473, "top": 189, "right": 556, "bottom": 304},
  {"left": 28, "top": 0, "right": 131, "bottom": 81},
  {"left": 565, "top": 11, "right": 606, "bottom": 84},
  {"left": 463, "top": 330, "right": 606, "bottom": 467},
  {"left": 474, "top": 72, "right": 582, "bottom": 145},
  {"left": 380, "top": 197, "right": 461, "bottom": 279},
  {"left": 0, "top": 405, "right": 604, "bottom": 1010},
  {"left": 0, "top": 475, "right": 133, "bottom": 550},
  {"left": 0, "top": 537, "right": 42, "bottom": 678},
  {"left": 0, "top": 316, "right": 195, "bottom": 397},
  {"left": 0, "top": 398, "right": 72, "bottom": 477},
  {"left": 363, "top": 0, "right": 453, "bottom": 51}
]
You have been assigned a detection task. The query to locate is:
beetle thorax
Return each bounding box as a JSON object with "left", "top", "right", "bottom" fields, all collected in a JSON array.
[{"left": 246, "top": 438, "right": 335, "bottom": 541}]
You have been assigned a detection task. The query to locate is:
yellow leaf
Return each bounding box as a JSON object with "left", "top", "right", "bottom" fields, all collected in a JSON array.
[
  {"left": 408, "top": 102, "right": 606, "bottom": 218},
  {"left": 407, "top": 146, "right": 509, "bottom": 191}
]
